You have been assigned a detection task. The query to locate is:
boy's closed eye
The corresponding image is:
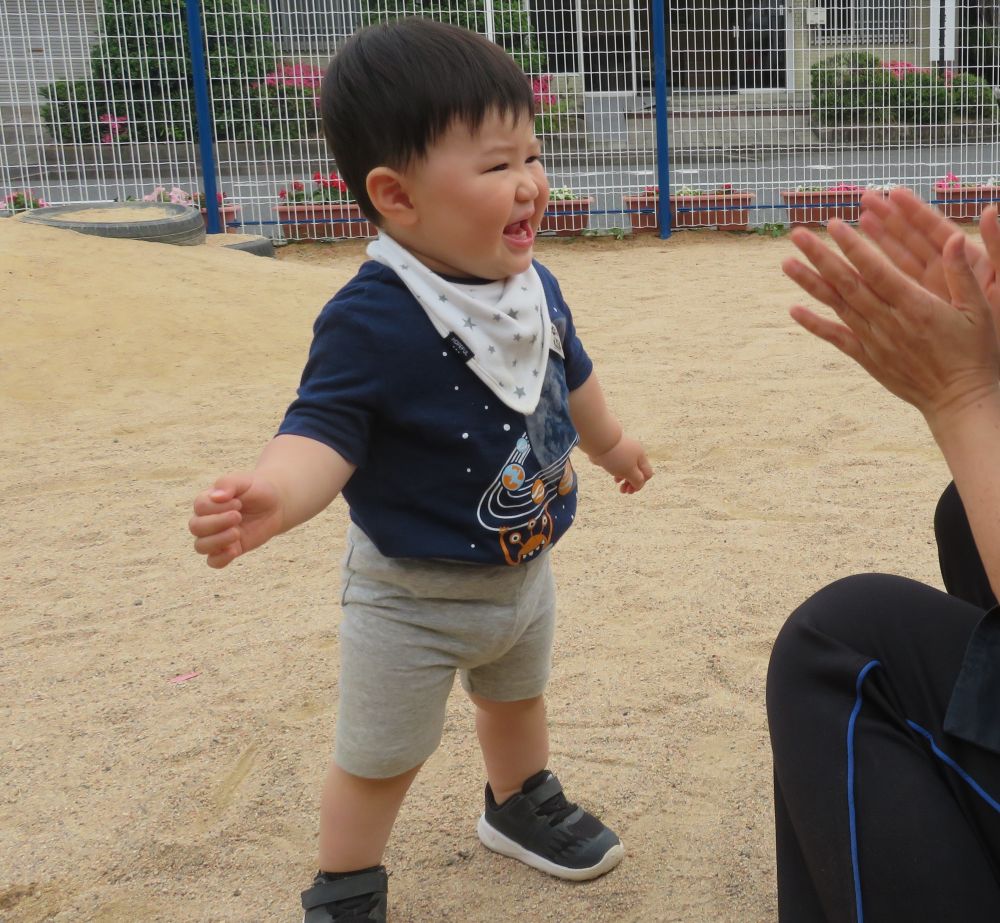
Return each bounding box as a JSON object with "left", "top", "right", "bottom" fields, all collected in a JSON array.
[{"left": 486, "top": 156, "right": 542, "bottom": 172}]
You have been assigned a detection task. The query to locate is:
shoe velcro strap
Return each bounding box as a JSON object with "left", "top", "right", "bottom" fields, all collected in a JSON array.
[
  {"left": 301, "top": 871, "right": 387, "bottom": 909},
  {"left": 522, "top": 775, "right": 563, "bottom": 808}
]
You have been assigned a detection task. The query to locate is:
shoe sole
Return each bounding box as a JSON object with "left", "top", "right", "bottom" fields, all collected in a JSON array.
[{"left": 476, "top": 814, "right": 625, "bottom": 881}]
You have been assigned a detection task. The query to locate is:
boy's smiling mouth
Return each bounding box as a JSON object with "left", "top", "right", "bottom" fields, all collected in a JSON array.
[{"left": 503, "top": 219, "right": 534, "bottom": 247}]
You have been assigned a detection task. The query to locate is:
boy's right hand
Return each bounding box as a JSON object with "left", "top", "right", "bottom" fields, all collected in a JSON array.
[{"left": 189, "top": 473, "right": 283, "bottom": 568}]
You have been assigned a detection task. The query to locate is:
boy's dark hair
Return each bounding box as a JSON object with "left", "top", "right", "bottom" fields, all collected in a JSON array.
[{"left": 321, "top": 18, "right": 535, "bottom": 222}]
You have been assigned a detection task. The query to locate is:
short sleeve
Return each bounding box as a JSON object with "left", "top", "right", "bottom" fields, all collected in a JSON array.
[
  {"left": 277, "top": 297, "right": 382, "bottom": 467},
  {"left": 944, "top": 604, "right": 1000, "bottom": 755},
  {"left": 536, "top": 263, "right": 593, "bottom": 391}
]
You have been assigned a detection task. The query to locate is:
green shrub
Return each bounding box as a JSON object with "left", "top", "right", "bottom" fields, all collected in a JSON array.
[
  {"left": 949, "top": 71, "right": 997, "bottom": 120},
  {"left": 894, "top": 70, "right": 950, "bottom": 125},
  {"left": 810, "top": 51, "right": 998, "bottom": 127},
  {"left": 39, "top": 0, "right": 319, "bottom": 144},
  {"left": 810, "top": 52, "right": 893, "bottom": 126},
  {"left": 359, "top": 1, "right": 546, "bottom": 75}
]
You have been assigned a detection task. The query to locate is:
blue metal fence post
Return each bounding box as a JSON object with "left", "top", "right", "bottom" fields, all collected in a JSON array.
[
  {"left": 185, "top": 0, "right": 222, "bottom": 234},
  {"left": 651, "top": 0, "right": 671, "bottom": 239}
]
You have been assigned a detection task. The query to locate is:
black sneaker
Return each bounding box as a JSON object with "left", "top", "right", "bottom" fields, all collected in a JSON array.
[
  {"left": 300, "top": 866, "right": 388, "bottom": 923},
  {"left": 477, "top": 770, "right": 624, "bottom": 881}
]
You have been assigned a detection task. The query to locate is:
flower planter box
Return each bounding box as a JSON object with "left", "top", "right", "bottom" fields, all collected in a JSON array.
[
  {"left": 623, "top": 194, "right": 660, "bottom": 233},
  {"left": 200, "top": 204, "right": 242, "bottom": 234},
  {"left": 780, "top": 190, "right": 865, "bottom": 226},
  {"left": 539, "top": 197, "right": 592, "bottom": 236},
  {"left": 935, "top": 187, "right": 1000, "bottom": 224},
  {"left": 623, "top": 193, "right": 755, "bottom": 232},
  {"left": 275, "top": 202, "right": 375, "bottom": 240},
  {"left": 670, "top": 192, "right": 755, "bottom": 231}
]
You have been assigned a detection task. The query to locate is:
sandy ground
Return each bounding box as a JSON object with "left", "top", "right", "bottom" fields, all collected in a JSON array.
[{"left": 1, "top": 219, "right": 953, "bottom": 922}]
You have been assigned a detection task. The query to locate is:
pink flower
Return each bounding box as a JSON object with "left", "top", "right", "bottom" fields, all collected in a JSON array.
[
  {"left": 100, "top": 133, "right": 113, "bottom": 144},
  {"left": 936, "top": 172, "right": 962, "bottom": 190},
  {"left": 531, "top": 75, "right": 559, "bottom": 109},
  {"left": 293, "top": 181, "right": 304, "bottom": 191},
  {"left": 98, "top": 113, "right": 127, "bottom": 136},
  {"left": 278, "top": 188, "right": 288, "bottom": 199},
  {"left": 264, "top": 63, "right": 323, "bottom": 90}
]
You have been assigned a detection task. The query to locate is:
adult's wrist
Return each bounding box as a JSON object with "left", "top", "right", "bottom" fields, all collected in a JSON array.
[{"left": 926, "top": 382, "right": 1000, "bottom": 450}]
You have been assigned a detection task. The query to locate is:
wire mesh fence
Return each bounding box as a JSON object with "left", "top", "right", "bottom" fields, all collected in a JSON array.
[{"left": 2, "top": 0, "right": 1000, "bottom": 238}]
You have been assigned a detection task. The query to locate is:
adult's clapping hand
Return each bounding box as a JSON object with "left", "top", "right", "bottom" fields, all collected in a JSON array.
[
  {"left": 781, "top": 202, "right": 1000, "bottom": 427},
  {"left": 860, "top": 187, "right": 1000, "bottom": 335}
]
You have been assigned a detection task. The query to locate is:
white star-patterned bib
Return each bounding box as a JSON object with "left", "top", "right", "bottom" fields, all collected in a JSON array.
[{"left": 367, "top": 232, "right": 551, "bottom": 414}]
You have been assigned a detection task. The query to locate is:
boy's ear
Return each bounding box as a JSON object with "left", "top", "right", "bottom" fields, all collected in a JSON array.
[{"left": 366, "top": 167, "right": 416, "bottom": 226}]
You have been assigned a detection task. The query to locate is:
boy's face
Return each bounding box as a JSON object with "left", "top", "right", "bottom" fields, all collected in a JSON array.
[{"left": 392, "top": 110, "right": 549, "bottom": 280}]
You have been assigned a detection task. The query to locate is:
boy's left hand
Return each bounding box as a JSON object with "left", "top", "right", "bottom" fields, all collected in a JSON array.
[{"left": 589, "top": 434, "right": 653, "bottom": 493}]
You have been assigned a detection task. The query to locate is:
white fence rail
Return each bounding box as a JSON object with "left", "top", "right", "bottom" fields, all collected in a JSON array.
[{"left": 2, "top": 0, "right": 999, "bottom": 237}]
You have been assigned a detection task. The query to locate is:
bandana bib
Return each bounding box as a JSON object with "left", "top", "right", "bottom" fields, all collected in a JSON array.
[{"left": 367, "top": 233, "right": 551, "bottom": 414}]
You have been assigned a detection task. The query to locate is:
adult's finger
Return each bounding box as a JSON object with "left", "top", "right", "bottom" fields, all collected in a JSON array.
[
  {"left": 858, "top": 208, "right": 934, "bottom": 288},
  {"left": 788, "top": 304, "right": 865, "bottom": 365},
  {"left": 886, "top": 186, "right": 960, "bottom": 253},
  {"left": 781, "top": 255, "right": 850, "bottom": 316},
  {"left": 980, "top": 205, "right": 1000, "bottom": 274},
  {"left": 790, "top": 224, "right": 887, "bottom": 331},
  {"left": 825, "top": 219, "right": 930, "bottom": 326},
  {"left": 941, "top": 231, "right": 994, "bottom": 323}
]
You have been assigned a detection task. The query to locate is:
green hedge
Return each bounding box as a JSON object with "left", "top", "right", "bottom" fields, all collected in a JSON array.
[
  {"left": 810, "top": 51, "right": 998, "bottom": 126},
  {"left": 39, "top": 0, "right": 319, "bottom": 144},
  {"left": 359, "top": 1, "right": 546, "bottom": 75}
]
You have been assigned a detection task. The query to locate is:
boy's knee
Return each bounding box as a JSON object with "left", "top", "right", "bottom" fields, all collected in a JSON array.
[{"left": 469, "top": 692, "right": 544, "bottom": 715}]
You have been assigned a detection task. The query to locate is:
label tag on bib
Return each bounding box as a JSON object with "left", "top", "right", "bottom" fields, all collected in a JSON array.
[{"left": 549, "top": 322, "right": 565, "bottom": 359}]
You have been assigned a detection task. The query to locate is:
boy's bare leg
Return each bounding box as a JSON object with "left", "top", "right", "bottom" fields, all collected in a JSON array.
[
  {"left": 317, "top": 761, "right": 421, "bottom": 872},
  {"left": 470, "top": 693, "right": 549, "bottom": 802}
]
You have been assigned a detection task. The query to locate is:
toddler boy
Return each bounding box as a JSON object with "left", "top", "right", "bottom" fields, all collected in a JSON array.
[{"left": 189, "top": 17, "right": 652, "bottom": 922}]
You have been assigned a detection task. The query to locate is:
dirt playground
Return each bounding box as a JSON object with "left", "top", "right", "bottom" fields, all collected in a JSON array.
[{"left": 1, "top": 219, "right": 953, "bottom": 921}]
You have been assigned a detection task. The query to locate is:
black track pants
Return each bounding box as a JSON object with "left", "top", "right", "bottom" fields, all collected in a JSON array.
[{"left": 767, "top": 485, "right": 1000, "bottom": 922}]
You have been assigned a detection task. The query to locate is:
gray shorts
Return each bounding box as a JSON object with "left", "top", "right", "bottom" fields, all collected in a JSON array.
[{"left": 335, "top": 524, "right": 556, "bottom": 779}]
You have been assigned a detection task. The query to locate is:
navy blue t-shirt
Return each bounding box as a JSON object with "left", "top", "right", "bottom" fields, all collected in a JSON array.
[{"left": 278, "top": 259, "right": 593, "bottom": 566}]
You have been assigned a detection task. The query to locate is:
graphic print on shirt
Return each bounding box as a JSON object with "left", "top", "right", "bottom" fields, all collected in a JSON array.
[
  {"left": 477, "top": 433, "right": 577, "bottom": 566},
  {"left": 476, "top": 340, "right": 579, "bottom": 565}
]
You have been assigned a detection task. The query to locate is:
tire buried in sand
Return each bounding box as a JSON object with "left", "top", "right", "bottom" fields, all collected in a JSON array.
[{"left": 20, "top": 202, "right": 206, "bottom": 246}]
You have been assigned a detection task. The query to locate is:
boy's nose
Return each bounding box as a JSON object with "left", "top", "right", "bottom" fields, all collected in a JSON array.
[{"left": 517, "top": 173, "right": 542, "bottom": 201}]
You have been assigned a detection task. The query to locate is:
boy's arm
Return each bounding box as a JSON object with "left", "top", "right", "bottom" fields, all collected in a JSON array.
[
  {"left": 568, "top": 372, "right": 653, "bottom": 493},
  {"left": 190, "top": 434, "right": 356, "bottom": 568},
  {"left": 255, "top": 434, "right": 356, "bottom": 533}
]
